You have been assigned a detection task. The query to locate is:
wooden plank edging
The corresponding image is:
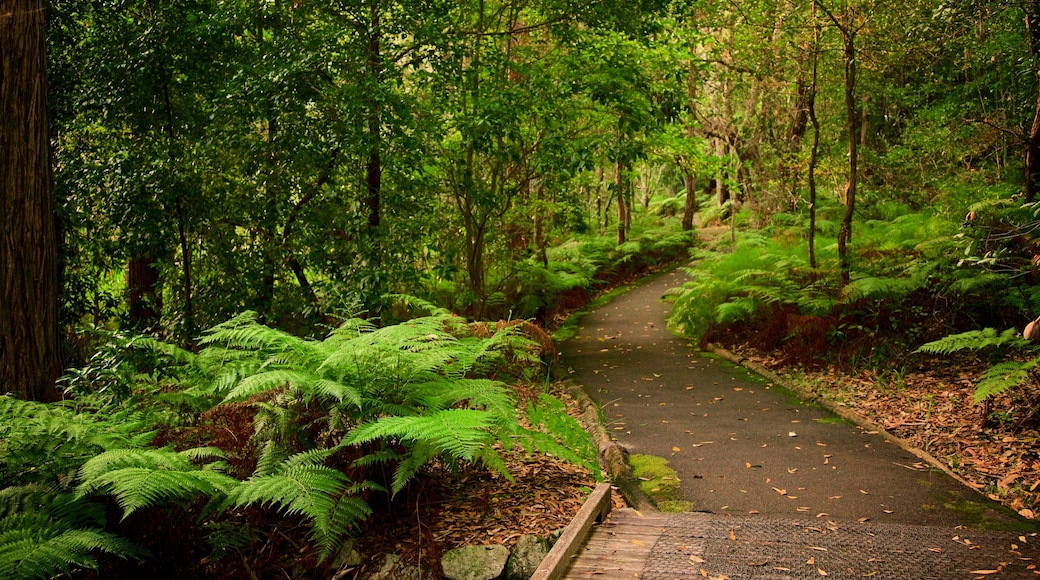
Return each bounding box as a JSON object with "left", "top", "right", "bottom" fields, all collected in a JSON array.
[{"left": 530, "top": 482, "right": 613, "bottom": 580}]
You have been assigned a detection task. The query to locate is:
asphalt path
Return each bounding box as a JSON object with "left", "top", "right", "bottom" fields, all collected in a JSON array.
[{"left": 560, "top": 268, "right": 1031, "bottom": 530}]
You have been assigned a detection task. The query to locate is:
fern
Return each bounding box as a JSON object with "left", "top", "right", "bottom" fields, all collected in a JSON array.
[
  {"left": 524, "top": 395, "right": 600, "bottom": 476},
  {"left": 76, "top": 448, "right": 237, "bottom": 518},
  {"left": 0, "top": 493, "right": 146, "bottom": 580},
  {"left": 221, "top": 448, "right": 373, "bottom": 559},
  {"left": 347, "top": 409, "right": 508, "bottom": 495},
  {"left": 974, "top": 359, "right": 1040, "bottom": 404},
  {"left": 915, "top": 328, "right": 1024, "bottom": 355}
]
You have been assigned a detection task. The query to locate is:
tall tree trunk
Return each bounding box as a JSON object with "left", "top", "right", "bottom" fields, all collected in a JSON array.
[
  {"left": 364, "top": 1, "right": 383, "bottom": 294},
  {"left": 126, "top": 255, "right": 162, "bottom": 329},
  {"left": 807, "top": 10, "right": 821, "bottom": 270},
  {"left": 682, "top": 171, "right": 698, "bottom": 231},
  {"left": 682, "top": 54, "right": 700, "bottom": 231},
  {"left": 1025, "top": 3, "right": 1040, "bottom": 202},
  {"left": 616, "top": 158, "right": 626, "bottom": 244},
  {"left": 819, "top": 1, "right": 858, "bottom": 287},
  {"left": 0, "top": 0, "right": 62, "bottom": 401},
  {"left": 1027, "top": 95, "right": 1040, "bottom": 202}
]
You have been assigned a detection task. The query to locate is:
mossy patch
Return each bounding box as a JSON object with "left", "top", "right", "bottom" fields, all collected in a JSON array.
[
  {"left": 629, "top": 454, "right": 693, "bottom": 512},
  {"left": 813, "top": 416, "right": 852, "bottom": 425},
  {"left": 940, "top": 498, "right": 1039, "bottom": 532}
]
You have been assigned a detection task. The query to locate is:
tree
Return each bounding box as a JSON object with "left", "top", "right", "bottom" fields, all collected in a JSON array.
[{"left": 1, "top": 0, "right": 62, "bottom": 401}]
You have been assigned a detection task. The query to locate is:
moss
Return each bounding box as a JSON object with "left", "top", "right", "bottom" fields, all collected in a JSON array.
[
  {"left": 813, "top": 416, "right": 852, "bottom": 425},
  {"left": 940, "top": 499, "right": 1039, "bottom": 532},
  {"left": 629, "top": 454, "right": 692, "bottom": 512}
]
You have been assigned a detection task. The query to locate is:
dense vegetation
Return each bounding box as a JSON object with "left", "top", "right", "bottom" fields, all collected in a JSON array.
[{"left": 5, "top": 0, "right": 1040, "bottom": 577}]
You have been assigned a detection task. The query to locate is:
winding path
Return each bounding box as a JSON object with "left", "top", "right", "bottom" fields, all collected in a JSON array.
[{"left": 556, "top": 269, "right": 1040, "bottom": 578}]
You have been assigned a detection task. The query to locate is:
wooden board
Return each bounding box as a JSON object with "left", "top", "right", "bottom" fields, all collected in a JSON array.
[{"left": 558, "top": 509, "right": 667, "bottom": 579}]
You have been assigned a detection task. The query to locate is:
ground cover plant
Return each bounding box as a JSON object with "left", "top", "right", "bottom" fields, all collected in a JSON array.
[{"left": 0, "top": 301, "right": 605, "bottom": 579}]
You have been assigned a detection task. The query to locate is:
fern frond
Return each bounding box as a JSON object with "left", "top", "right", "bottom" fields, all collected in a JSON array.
[
  {"left": 77, "top": 448, "right": 236, "bottom": 518},
  {"left": 974, "top": 359, "right": 1040, "bottom": 403},
  {"left": 842, "top": 275, "right": 925, "bottom": 303},
  {"left": 347, "top": 409, "right": 497, "bottom": 463},
  {"left": 716, "top": 297, "right": 760, "bottom": 324},
  {"left": 0, "top": 511, "right": 145, "bottom": 580},
  {"left": 915, "top": 328, "right": 1024, "bottom": 354},
  {"left": 224, "top": 451, "right": 372, "bottom": 560}
]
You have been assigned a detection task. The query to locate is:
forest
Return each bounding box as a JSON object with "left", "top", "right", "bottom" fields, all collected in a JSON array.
[{"left": 4, "top": 0, "right": 1040, "bottom": 577}]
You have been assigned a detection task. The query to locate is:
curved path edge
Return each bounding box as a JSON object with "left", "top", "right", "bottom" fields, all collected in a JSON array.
[{"left": 707, "top": 343, "right": 988, "bottom": 503}]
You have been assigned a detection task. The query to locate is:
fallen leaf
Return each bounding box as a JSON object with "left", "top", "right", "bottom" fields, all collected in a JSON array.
[
  {"left": 772, "top": 487, "right": 788, "bottom": 495},
  {"left": 806, "top": 557, "right": 815, "bottom": 565},
  {"left": 673, "top": 447, "right": 682, "bottom": 452},
  {"left": 632, "top": 539, "right": 646, "bottom": 546},
  {"left": 969, "top": 571, "right": 999, "bottom": 575},
  {"left": 689, "top": 555, "right": 706, "bottom": 564},
  {"left": 817, "top": 568, "right": 828, "bottom": 576},
  {"left": 729, "top": 529, "right": 736, "bottom": 541}
]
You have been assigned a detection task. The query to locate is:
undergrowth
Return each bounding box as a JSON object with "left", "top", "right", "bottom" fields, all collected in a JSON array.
[{"left": 0, "top": 299, "right": 599, "bottom": 579}]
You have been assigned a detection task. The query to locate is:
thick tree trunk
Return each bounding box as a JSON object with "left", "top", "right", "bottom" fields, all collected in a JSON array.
[
  {"left": 1026, "top": 3, "right": 1040, "bottom": 202},
  {"left": 807, "top": 14, "right": 821, "bottom": 270},
  {"left": 0, "top": 0, "right": 63, "bottom": 401},
  {"left": 126, "top": 255, "right": 162, "bottom": 329}
]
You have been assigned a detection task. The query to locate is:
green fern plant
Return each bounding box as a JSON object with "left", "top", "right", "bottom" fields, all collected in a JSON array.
[
  {"left": 220, "top": 447, "right": 374, "bottom": 559},
  {"left": 76, "top": 448, "right": 237, "bottom": 517},
  {"left": 917, "top": 328, "right": 1039, "bottom": 405},
  {"left": 524, "top": 394, "right": 601, "bottom": 476},
  {"left": 0, "top": 488, "right": 146, "bottom": 580}
]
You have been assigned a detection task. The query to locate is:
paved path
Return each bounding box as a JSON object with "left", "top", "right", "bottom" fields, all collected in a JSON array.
[{"left": 558, "top": 269, "right": 1040, "bottom": 578}]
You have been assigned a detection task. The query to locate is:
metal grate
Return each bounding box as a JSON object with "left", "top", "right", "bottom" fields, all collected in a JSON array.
[{"left": 637, "top": 513, "right": 1039, "bottom": 579}]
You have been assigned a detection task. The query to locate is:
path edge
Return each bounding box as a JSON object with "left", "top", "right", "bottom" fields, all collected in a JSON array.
[
  {"left": 560, "top": 381, "right": 656, "bottom": 512},
  {"left": 531, "top": 482, "right": 612, "bottom": 580},
  {"left": 707, "top": 343, "right": 989, "bottom": 501}
]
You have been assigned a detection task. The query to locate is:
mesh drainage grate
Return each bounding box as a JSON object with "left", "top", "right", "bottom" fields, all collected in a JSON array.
[{"left": 637, "top": 513, "right": 1039, "bottom": 579}]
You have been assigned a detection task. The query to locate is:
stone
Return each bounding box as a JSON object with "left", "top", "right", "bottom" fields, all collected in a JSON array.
[
  {"left": 505, "top": 535, "right": 550, "bottom": 580},
  {"left": 441, "top": 544, "right": 510, "bottom": 580},
  {"left": 367, "top": 553, "right": 421, "bottom": 580}
]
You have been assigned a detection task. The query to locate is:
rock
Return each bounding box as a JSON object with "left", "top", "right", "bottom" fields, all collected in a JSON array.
[
  {"left": 505, "top": 535, "right": 550, "bottom": 580},
  {"left": 328, "top": 539, "right": 364, "bottom": 580},
  {"left": 441, "top": 544, "right": 510, "bottom": 580},
  {"left": 366, "top": 554, "right": 421, "bottom": 580}
]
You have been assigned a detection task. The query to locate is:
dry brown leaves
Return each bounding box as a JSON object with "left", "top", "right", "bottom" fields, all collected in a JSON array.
[
  {"left": 734, "top": 345, "right": 1040, "bottom": 519},
  {"left": 351, "top": 446, "right": 608, "bottom": 578}
]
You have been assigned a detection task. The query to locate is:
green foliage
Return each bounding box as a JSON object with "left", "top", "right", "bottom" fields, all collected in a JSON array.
[
  {"left": 974, "top": 359, "right": 1040, "bottom": 404},
  {"left": 0, "top": 393, "right": 161, "bottom": 578},
  {"left": 524, "top": 394, "right": 601, "bottom": 477},
  {"left": 77, "top": 448, "right": 237, "bottom": 518},
  {"left": 221, "top": 448, "right": 373, "bottom": 559},
  {"left": 0, "top": 509, "right": 145, "bottom": 580},
  {"left": 917, "top": 329, "right": 1040, "bottom": 405},
  {"left": 916, "top": 328, "right": 1025, "bottom": 356}
]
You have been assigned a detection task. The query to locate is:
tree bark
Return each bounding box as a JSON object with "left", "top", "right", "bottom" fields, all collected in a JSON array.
[
  {"left": 682, "top": 170, "right": 698, "bottom": 231},
  {"left": 1, "top": 0, "right": 63, "bottom": 401},
  {"left": 616, "top": 158, "right": 627, "bottom": 244},
  {"left": 1026, "top": 3, "right": 1040, "bottom": 202},
  {"left": 126, "top": 255, "right": 162, "bottom": 329}
]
